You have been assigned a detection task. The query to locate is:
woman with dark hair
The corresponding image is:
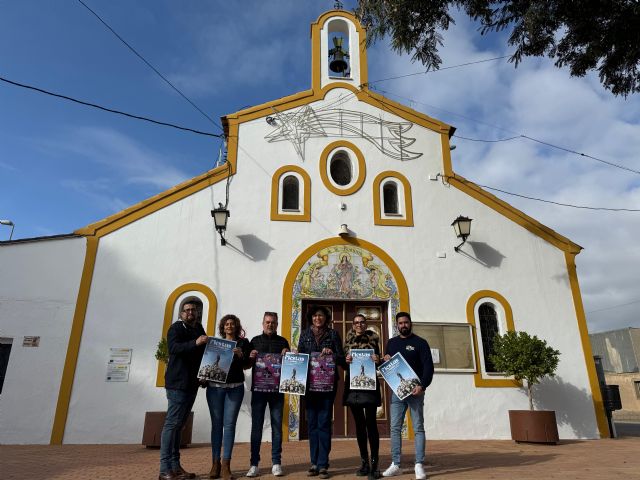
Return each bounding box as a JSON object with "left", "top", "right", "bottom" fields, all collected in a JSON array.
[
  {"left": 344, "top": 314, "right": 382, "bottom": 479},
  {"left": 297, "top": 305, "right": 345, "bottom": 479},
  {"left": 207, "top": 314, "right": 251, "bottom": 480}
]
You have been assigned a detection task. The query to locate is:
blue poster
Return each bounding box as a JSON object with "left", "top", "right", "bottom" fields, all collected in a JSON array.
[
  {"left": 379, "top": 352, "right": 420, "bottom": 400},
  {"left": 198, "top": 337, "right": 236, "bottom": 383},
  {"left": 349, "top": 349, "right": 376, "bottom": 390},
  {"left": 279, "top": 352, "right": 309, "bottom": 395}
]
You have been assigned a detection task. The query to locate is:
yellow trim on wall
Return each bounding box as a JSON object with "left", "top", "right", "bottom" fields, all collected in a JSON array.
[
  {"left": 372, "top": 171, "right": 414, "bottom": 227},
  {"left": 565, "top": 252, "right": 609, "bottom": 438},
  {"left": 319, "top": 140, "right": 366, "bottom": 196},
  {"left": 75, "top": 161, "right": 233, "bottom": 237},
  {"left": 50, "top": 236, "right": 99, "bottom": 445},
  {"left": 447, "top": 173, "right": 581, "bottom": 254},
  {"left": 280, "top": 236, "right": 410, "bottom": 439},
  {"left": 440, "top": 133, "right": 454, "bottom": 178},
  {"left": 156, "top": 283, "right": 218, "bottom": 388},
  {"left": 466, "top": 290, "right": 520, "bottom": 388},
  {"left": 270, "top": 165, "right": 311, "bottom": 222}
]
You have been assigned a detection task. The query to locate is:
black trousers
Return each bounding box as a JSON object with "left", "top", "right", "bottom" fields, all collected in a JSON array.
[{"left": 349, "top": 404, "right": 379, "bottom": 459}]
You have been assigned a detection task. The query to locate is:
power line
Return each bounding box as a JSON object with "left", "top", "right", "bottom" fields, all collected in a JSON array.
[
  {"left": 453, "top": 177, "right": 640, "bottom": 212},
  {"left": 76, "top": 0, "right": 222, "bottom": 131},
  {"left": 367, "top": 86, "right": 640, "bottom": 176},
  {"left": 366, "top": 55, "right": 511, "bottom": 85},
  {"left": 0, "top": 75, "right": 222, "bottom": 138},
  {"left": 454, "top": 133, "right": 640, "bottom": 176},
  {"left": 587, "top": 298, "right": 640, "bottom": 314}
]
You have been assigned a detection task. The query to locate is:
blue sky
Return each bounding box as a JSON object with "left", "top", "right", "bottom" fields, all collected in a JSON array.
[{"left": 1, "top": 1, "right": 639, "bottom": 332}]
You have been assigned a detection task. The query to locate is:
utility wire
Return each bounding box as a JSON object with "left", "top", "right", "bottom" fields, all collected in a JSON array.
[
  {"left": 587, "top": 298, "right": 640, "bottom": 314},
  {"left": 452, "top": 177, "right": 640, "bottom": 212},
  {"left": 455, "top": 134, "right": 640, "bottom": 175},
  {"left": 77, "top": 0, "right": 221, "bottom": 131},
  {"left": 366, "top": 55, "right": 511, "bottom": 85},
  {"left": 0, "top": 75, "right": 222, "bottom": 138},
  {"left": 367, "top": 86, "right": 639, "bottom": 176}
]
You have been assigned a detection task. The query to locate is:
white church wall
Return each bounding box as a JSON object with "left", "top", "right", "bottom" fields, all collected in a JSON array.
[
  {"left": 0, "top": 236, "right": 85, "bottom": 444},
  {"left": 60, "top": 88, "right": 599, "bottom": 443}
]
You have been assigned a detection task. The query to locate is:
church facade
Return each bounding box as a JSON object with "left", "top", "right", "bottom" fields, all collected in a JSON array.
[{"left": 0, "top": 9, "right": 607, "bottom": 444}]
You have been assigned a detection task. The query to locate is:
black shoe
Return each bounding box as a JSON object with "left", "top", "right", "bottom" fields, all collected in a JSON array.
[
  {"left": 318, "top": 469, "right": 330, "bottom": 479},
  {"left": 369, "top": 457, "right": 380, "bottom": 479},
  {"left": 356, "top": 458, "right": 370, "bottom": 477},
  {"left": 307, "top": 466, "right": 319, "bottom": 477}
]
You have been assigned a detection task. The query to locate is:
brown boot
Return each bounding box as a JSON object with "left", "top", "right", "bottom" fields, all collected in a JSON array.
[
  {"left": 209, "top": 459, "right": 221, "bottom": 479},
  {"left": 221, "top": 459, "right": 234, "bottom": 480}
]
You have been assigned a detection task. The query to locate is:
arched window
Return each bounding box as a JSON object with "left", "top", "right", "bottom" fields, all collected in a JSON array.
[
  {"left": 329, "top": 151, "right": 352, "bottom": 186},
  {"left": 478, "top": 303, "right": 499, "bottom": 373},
  {"left": 271, "top": 166, "right": 311, "bottom": 222},
  {"left": 373, "top": 171, "right": 413, "bottom": 226},
  {"left": 282, "top": 175, "right": 300, "bottom": 211},
  {"left": 466, "top": 290, "right": 518, "bottom": 388},
  {"left": 382, "top": 181, "right": 399, "bottom": 215}
]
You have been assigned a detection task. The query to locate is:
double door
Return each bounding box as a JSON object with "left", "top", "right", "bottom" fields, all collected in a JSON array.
[{"left": 299, "top": 300, "right": 390, "bottom": 438}]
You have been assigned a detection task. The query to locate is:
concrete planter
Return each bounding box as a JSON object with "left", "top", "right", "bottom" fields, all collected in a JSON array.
[
  {"left": 508, "top": 410, "right": 559, "bottom": 444},
  {"left": 141, "top": 411, "right": 194, "bottom": 448}
]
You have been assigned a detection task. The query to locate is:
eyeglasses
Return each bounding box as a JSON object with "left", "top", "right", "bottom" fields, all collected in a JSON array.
[
  {"left": 182, "top": 308, "right": 197, "bottom": 313},
  {"left": 353, "top": 320, "right": 366, "bottom": 325}
]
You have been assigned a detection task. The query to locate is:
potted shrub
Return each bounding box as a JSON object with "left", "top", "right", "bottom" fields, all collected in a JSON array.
[
  {"left": 142, "top": 338, "right": 194, "bottom": 448},
  {"left": 490, "top": 331, "right": 561, "bottom": 444}
]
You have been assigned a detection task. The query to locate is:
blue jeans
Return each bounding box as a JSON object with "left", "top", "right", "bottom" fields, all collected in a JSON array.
[
  {"left": 160, "top": 388, "right": 197, "bottom": 473},
  {"left": 306, "top": 391, "right": 335, "bottom": 469},
  {"left": 250, "top": 392, "right": 285, "bottom": 466},
  {"left": 390, "top": 393, "right": 425, "bottom": 464},
  {"left": 206, "top": 385, "right": 245, "bottom": 460}
]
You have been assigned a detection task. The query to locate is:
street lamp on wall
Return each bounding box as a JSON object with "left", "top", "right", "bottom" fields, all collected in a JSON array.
[
  {"left": 451, "top": 215, "right": 472, "bottom": 252},
  {"left": 0, "top": 220, "right": 14, "bottom": 241},
  {"left": 211, "top": 203, "right": 230, "bottom": 246}
]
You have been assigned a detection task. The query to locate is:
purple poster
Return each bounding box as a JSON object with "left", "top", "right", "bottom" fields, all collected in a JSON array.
[
  {"left": 252, "top": 353, "right": 282, "bottom": 393},
  {"left": 309, "top": 352, "right": 335, "bottom": 392}
]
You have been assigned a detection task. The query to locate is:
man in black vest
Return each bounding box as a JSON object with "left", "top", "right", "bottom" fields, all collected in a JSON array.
[
  {"left": 246, "top": 312, "right": 290, "bottom": 478},
  {"left": 159, "top": 302, "right": 208, "bottom": 480}
]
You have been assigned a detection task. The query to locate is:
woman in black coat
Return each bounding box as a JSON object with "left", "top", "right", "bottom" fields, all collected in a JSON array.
[{"left": 344, "top": 314, "right": 382, "bottom": 479}]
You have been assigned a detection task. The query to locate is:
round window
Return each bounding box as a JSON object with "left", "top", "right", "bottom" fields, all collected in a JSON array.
[{"left": 329, "top": 151, "right": 352, "bottom": 186}]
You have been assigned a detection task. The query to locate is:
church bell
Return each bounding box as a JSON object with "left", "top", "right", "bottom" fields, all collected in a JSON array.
[{"left": 329, "top": 36, "right": 349, "bottom": 74}]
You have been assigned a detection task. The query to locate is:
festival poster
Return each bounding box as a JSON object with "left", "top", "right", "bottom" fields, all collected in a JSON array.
[
  {"left": 279, "top": 352, "right": 309, "bottom": 395},
  {"left": 252, "top": 352, "right": 282, "bottom": 393},
  {"left": 349, "top": 349, "right": 376, "bottom": 391},
  {"left": 308, "top": 352, "right": 335, "bottom": 392},
  {"left": 379, "top": 352, "right": 421, "bottom": 400},
  {"left": 198, "top": 337, "right": 236, "bottom": 383}
]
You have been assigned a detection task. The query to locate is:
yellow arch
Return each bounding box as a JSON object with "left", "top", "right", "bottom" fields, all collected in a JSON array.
[
  {"left": 466, "top": 290, "right": 519, "bottom": 388},
  {"left": 319, "top": 140, "right": 367, "bottom": 196},
  {"left": 372, "top": 171, "right": 414, "bottom": 227},
  {"left": 270, "top": 165, "right": 311, "bottom": 222},
  {"left": 156, "top": 283, "right": 218, "bottom": 387},
  {"left": 281, "top": 236, "right": 410, "bottom": 440}
]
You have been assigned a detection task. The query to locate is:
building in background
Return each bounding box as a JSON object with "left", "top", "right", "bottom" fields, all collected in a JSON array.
[
  {"left": 590, "top": 327, "right": 640, "bottom": 421},
  {"left": 0, "top": 8, "right": 607, "bottom": 444}
]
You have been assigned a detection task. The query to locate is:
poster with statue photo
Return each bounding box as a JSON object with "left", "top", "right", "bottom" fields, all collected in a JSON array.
[
  {"left": 279, "top": 352, "right": 309, "bottom": 395},
  {"left": 379, "top": 353, "right": 420, "bottom": 400},
  {"left": 198, "top": 338, "right": 236, "bottom": 383},
  {"left": 349, "top": 349, "right": 376, "bottom": 390}
]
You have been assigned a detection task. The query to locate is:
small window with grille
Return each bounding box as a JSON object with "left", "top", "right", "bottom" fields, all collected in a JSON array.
[
  {"left": 478, "top": 303, "right": 499, "bottom": 373},
  {"left": 282, "top": 175, "right": 300, "bottom": 211},
  {"left": 382, "top": 181, "right": 399, "bottom": 215}
]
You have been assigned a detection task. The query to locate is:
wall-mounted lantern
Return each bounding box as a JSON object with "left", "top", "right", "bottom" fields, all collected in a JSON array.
[
  {"left": 451, "top": 215, "right": 472, "bottom": 252},
  {"left": 211, "top": 204, "right": 230, "bottom": 246}
]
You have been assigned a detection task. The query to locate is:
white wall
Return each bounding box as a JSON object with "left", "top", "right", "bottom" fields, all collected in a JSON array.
[
  {"left": 54, "top": 87, "right": 600, "bottom": 443},
  {"left": 0, "top": 236, "right": 85, "bottom": 444}
]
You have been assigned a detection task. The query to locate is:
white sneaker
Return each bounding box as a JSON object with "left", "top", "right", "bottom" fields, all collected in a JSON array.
[
  {"left": 414, "top": 463, "right": 427, "bottom": 480},
  {"left": 382, "top": 463, "right": 401, "bottom": 477},
  {"left": 246, "top": 466, "right": 259, "bottom": 477},
  {"left": 272, "top": 464, "right": 284, "bottom": 477}
]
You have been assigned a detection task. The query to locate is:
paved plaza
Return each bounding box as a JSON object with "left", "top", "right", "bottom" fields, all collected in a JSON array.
[{"left": 2, "top": 430, "right": 640, "bottom": 480}]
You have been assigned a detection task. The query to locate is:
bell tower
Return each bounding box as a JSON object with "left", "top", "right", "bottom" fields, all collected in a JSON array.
[{"left": 311, "top": 8, "right": 368, "bottom": 91}]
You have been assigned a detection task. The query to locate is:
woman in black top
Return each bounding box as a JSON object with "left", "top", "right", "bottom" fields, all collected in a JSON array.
[
  {"left": 344, "top": 314, "right": 382, "bottom": 478},
  {"left": 297, "top": 305, "right": 345, "bottom": 479},
  {"left": 206, "top": 314, "right": 251, "bottom": 480}
]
